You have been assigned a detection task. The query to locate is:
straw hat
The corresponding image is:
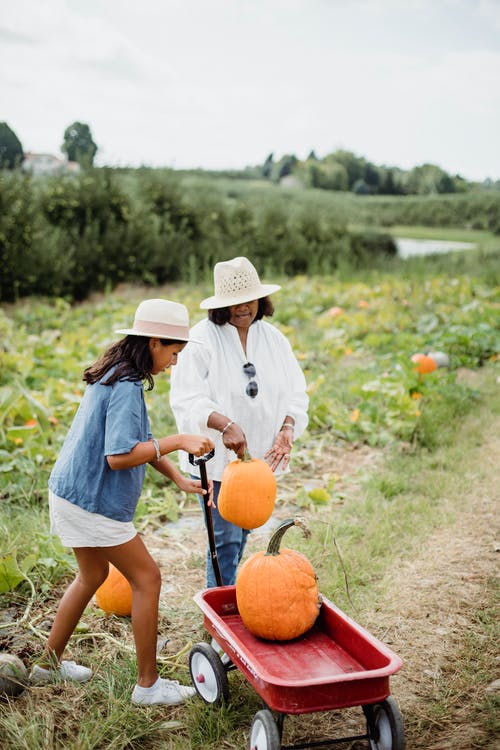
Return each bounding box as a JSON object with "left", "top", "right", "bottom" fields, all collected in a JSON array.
[
  {"left": 200, "top": 256, "right": 281, "bottom": 310},
  {"left": 115, "top": 299, "right": 200, "bottom": 342}
]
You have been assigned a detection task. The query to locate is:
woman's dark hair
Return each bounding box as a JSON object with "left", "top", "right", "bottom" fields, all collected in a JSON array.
[
  {"left": 208, "top": 296, "right": 275, "bottom": 326},
  {"left": 83, "top": 336, "right": 178, "bottom": 390}
]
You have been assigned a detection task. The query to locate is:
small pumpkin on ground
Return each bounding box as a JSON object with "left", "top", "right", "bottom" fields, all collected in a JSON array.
[
  {"left": 95, "top": 564, "right": 132, "bottom": 616},
  {"left": 411, "top": 352, "right": 437, "bottom": 374},
  {"left": 218, "top": 450, "right": 277, "bottom": 530},
  {"left": 236, "top": 517, "right": 322, "bottom": 641}
]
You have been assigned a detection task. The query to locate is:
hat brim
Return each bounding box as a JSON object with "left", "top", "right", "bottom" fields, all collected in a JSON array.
[
  {"left": 199, "top": 283, "right": 281, "bottom": 310},
  {"left": 115, "top": 328, "right": 202, "bottom": 344}
]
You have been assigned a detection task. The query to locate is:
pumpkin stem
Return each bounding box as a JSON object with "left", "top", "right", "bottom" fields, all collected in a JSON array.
[
  {"left": 242, "top": 448, "right": 252, "bottom": 462},
  {"left": 266, "top": 516, "right": 310, "bottom": 556}
]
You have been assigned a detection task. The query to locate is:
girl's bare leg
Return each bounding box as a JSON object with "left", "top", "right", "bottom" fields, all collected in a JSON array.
[
  {"left": 42, "top": 535, "right": 161, "bottom": 687},
  {"left": 107, "top": 535, "right": 161, "bottom": 687},
  {"left": 44, "top": 548, "right": 109, "bottom": 662}
]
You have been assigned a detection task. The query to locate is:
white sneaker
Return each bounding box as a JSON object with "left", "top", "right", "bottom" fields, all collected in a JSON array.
[
  {"left": 131, "top": 677, "right": 196, "bottom": 706},
  {"left": 30, "top": 660, "right": 93, "bottom": 684}
]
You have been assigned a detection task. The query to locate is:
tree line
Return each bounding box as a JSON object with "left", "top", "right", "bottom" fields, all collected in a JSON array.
[
  {"left": 0, "top": 121, "right": 97, "bottom": 169},
  {"left": 0, "top": 167, "right": 401, "bottom": 303},
  {"left": 2, "top": 119, "right": 499, "bottom": 196},
  {"left": 215, "top": 149, "right": 500, "bottom": 196}
]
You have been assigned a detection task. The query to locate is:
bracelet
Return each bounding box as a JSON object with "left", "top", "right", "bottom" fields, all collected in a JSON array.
[
  {"left": 221, "top": 420, "right": 234, "bottom": 435},
  {"left": 280, "top": 421, "right": 295, "bottom": 431},
  {"left": 151, "top": 437, "right": 161, "bottom": 461}
]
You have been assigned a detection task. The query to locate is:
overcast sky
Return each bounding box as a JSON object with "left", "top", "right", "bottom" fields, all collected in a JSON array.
[{"left": 2, "top": 0, "right": 499, "bottom": 180}]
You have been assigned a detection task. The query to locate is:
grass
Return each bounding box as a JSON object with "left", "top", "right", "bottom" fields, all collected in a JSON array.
[
  {"left": 305, "top": 364, "right": 497, "bottom": 605},
  {"left": 1, "top": 382, "right": 498, "bottom": 748},
  {"left": 0, "top": 257, "right": 498, "bottom": 748}
]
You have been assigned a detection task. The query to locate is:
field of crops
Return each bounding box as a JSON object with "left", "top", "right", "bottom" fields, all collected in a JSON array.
[
  {"left": 0, "top": 252, "right": 499, "bottom": 749},
  {"left": 1, "top": 259, "right": 498, "bottom": 587}
]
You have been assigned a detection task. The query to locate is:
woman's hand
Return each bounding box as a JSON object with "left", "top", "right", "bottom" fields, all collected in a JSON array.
[
  {"left": 265, "top": 430, "right": 293, "bottom": 472},
  {"left": 221, "top": 422, "right": 247, "bottom": 459}
]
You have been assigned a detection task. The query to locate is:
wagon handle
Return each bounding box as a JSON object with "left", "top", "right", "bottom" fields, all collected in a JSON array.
[{"left": 189, "top": 450, "right": 223, "bottom": 587}]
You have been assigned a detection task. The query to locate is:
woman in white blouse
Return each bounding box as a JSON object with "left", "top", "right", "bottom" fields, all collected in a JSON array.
[{"left": 169, "top": 256, "right": 309, "bottom": 588}]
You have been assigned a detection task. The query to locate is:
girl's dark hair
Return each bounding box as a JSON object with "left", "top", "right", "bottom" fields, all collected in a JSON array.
[
  {"left": 208, "top": 296, "right": 274, "bottom": 326},
  {"left": 83, "top": 336, "right": 178, "bottom": 390}
]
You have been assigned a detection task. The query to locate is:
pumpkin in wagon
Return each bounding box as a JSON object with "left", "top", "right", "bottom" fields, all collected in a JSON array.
[
  {"left": 236, "top": 517, "right": 322, "bottom": 641},
  {"left": 218, "top": 450, "right": 277, "bottom": 530},
  {"left": 95, "top": 563, "right": 133, "bottom": 616}
]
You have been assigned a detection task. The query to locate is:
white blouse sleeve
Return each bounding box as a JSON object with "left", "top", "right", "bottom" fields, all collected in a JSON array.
[
  {"left": 169, "top": 340, "right": 221, "bottom": 433},
  {"left": 279, "top": 332, "right": 309, "bottom": 438}
]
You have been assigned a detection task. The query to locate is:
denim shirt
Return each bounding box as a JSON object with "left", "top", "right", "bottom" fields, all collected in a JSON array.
[{"left": 49, "top": 376, "right": 152, "bottom": 522}]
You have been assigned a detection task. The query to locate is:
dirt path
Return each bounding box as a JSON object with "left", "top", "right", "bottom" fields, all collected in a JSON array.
[
  {"left": 361, "top": 421, "right": 499, "bottom": 749},
  {"left": 145, "top": 416, "right": 499, "bottom": 749}
]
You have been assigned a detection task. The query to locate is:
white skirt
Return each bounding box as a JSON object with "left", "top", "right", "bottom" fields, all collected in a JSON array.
[{"left": 49, "top": 490, "right": 137, "bottom": 548}]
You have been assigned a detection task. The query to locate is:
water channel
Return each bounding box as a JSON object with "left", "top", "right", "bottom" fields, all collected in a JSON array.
[{"left": 395, "top": 237, "right": 476, "bottom": 258}]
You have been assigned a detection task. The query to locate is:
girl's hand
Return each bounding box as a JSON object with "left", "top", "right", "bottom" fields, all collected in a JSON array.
[
  {"left": 177, "top": 475, "right": 215, "bottom": 506},
  {"left": 221, "top": 422, "right": 247, "bottom": 459},
  {"left": 180, "top": 434, "right": 214, "bottom": 457},
  {"left": 265, "top": 431, "right": 293, "bottom": 472}
]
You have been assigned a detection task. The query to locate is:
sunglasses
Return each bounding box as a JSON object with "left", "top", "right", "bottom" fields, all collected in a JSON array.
[{"left": 243, "top": 361, "right": 258, "bottom": 398}]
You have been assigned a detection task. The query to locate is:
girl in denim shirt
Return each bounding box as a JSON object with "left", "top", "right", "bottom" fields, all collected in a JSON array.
[{"left": 31, "top": 299, "right": 214, "bottom": 707}]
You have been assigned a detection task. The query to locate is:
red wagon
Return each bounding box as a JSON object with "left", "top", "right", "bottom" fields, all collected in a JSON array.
[
  {"left": 188, "top": 453, "right": 405, "bottom": 749},
  {"left": 189, "top": 585, "right": 405, "bottom": 750}
]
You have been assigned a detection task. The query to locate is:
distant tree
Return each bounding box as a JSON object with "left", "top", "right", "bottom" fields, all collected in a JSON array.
[
  {"left": 262, "top": 152, "right": 274, "bottom": 179},
  {"left": 363, "top": 162, "right": 380, "bottom": 192},
  {"left": 0, "top": 122, "right": 24, "bottom": 169},
  {"left": 325, "top": 150, "right": 366, "bottom": 190},
  {"left": 61, "top": 121, "right": 97, "bottom": 167},
  {"left": 379, "top": 168, "right": 397, "bottom": 195},
  {"left": 405, "top": 163, "right": 456, "bottom": 195},
  {"left": 307, "top": 149, "right": 318, "bottom": 161},
  {"left": 313, "top": 162, "right": 349, "bottom": 191},
  {"left": 277, "top": 154, "right": 297, "bottom": 180}
]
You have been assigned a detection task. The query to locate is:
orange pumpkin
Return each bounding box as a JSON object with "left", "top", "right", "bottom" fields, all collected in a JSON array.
[
  {"left": 411, "top": 353, "right": 437, "bottom": 374},
  {"left": 218, "top": 453, "right": 276, "bottom": 530},
  {"left": 236, "top": 517, "right": 322, "bottom": 641},
  {"left": 95, "top": 564, "right": 133, "bottom": 616}
]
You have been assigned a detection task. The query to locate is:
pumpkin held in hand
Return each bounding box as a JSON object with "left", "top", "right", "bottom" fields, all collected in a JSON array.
[
  {"left": 95, "top": 564, "right": 133, "bottom": 616},
  {"left": 218, "top": 451, "right": 277, "bottom": 530},
  {"left": 236, "top": 517, "right": 322, "bottom": 641}
]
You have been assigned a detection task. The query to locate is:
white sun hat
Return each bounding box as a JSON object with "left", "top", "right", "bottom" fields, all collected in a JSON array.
[
  {"left": 200, "top": 256, "right": 281, "bottom": 310},
  {"left": 115, "top": 299, "right": 201, "bottom": 343}
]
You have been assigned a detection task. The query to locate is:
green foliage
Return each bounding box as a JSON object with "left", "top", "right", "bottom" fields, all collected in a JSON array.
[
  {"left": 61, "top": 121, "right": 98, "bottom": 167},
  {"left": 257, "top": 147, "right": 484, "bottom": 196},
  {"left": 0, "top": 169, "right": 406, "bottom": 302},
  {"left": 0, "top": 266, "right": 498, "bottom": 749},
  {"left": 0, "top": 171, "right": 38, "bottom": 300},
  {"left": 0, "top": 122, "right": 24, "bottom": 169}
]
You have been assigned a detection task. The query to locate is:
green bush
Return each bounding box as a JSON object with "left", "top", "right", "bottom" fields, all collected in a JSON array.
[{"left": 2, "top": 168, "right": 495, "bottom": 303}]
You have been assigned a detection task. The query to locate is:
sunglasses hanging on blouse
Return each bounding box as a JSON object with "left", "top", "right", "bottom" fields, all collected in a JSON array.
[{"left": 243, "top": 362, "right": 258, "bottom": 398}]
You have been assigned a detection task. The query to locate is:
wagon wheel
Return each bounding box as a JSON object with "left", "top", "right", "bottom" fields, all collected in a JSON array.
[
  {"left": 364, "top": 696, "right": 406, "bottom": 750},
  {"left": 189, "top": 642, "right": 230, "bottom": 706},
  {"left": 249, "top": 709, "right": 281, "bottom": 750}
]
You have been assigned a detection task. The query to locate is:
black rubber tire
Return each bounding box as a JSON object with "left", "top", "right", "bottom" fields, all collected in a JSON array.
[
  {"left": 249, "top": 709, "right": 281, "bottom": 750},
  {"left": 189, "top": 642, "right": 230, "bottom": 706},
  {"left": 365, "top": 696, "right": 406, "bottom": 750}
]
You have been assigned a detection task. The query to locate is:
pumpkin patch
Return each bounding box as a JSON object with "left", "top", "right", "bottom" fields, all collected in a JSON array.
[
  {"left": 95, "top": 564, "right": 133, "bottom": 616},
  {"left": 218, "top": 452, "right": 277, "bottom": 530},
  {"left": 236, "top": 517, "right": 322, "bottom": 641}
]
